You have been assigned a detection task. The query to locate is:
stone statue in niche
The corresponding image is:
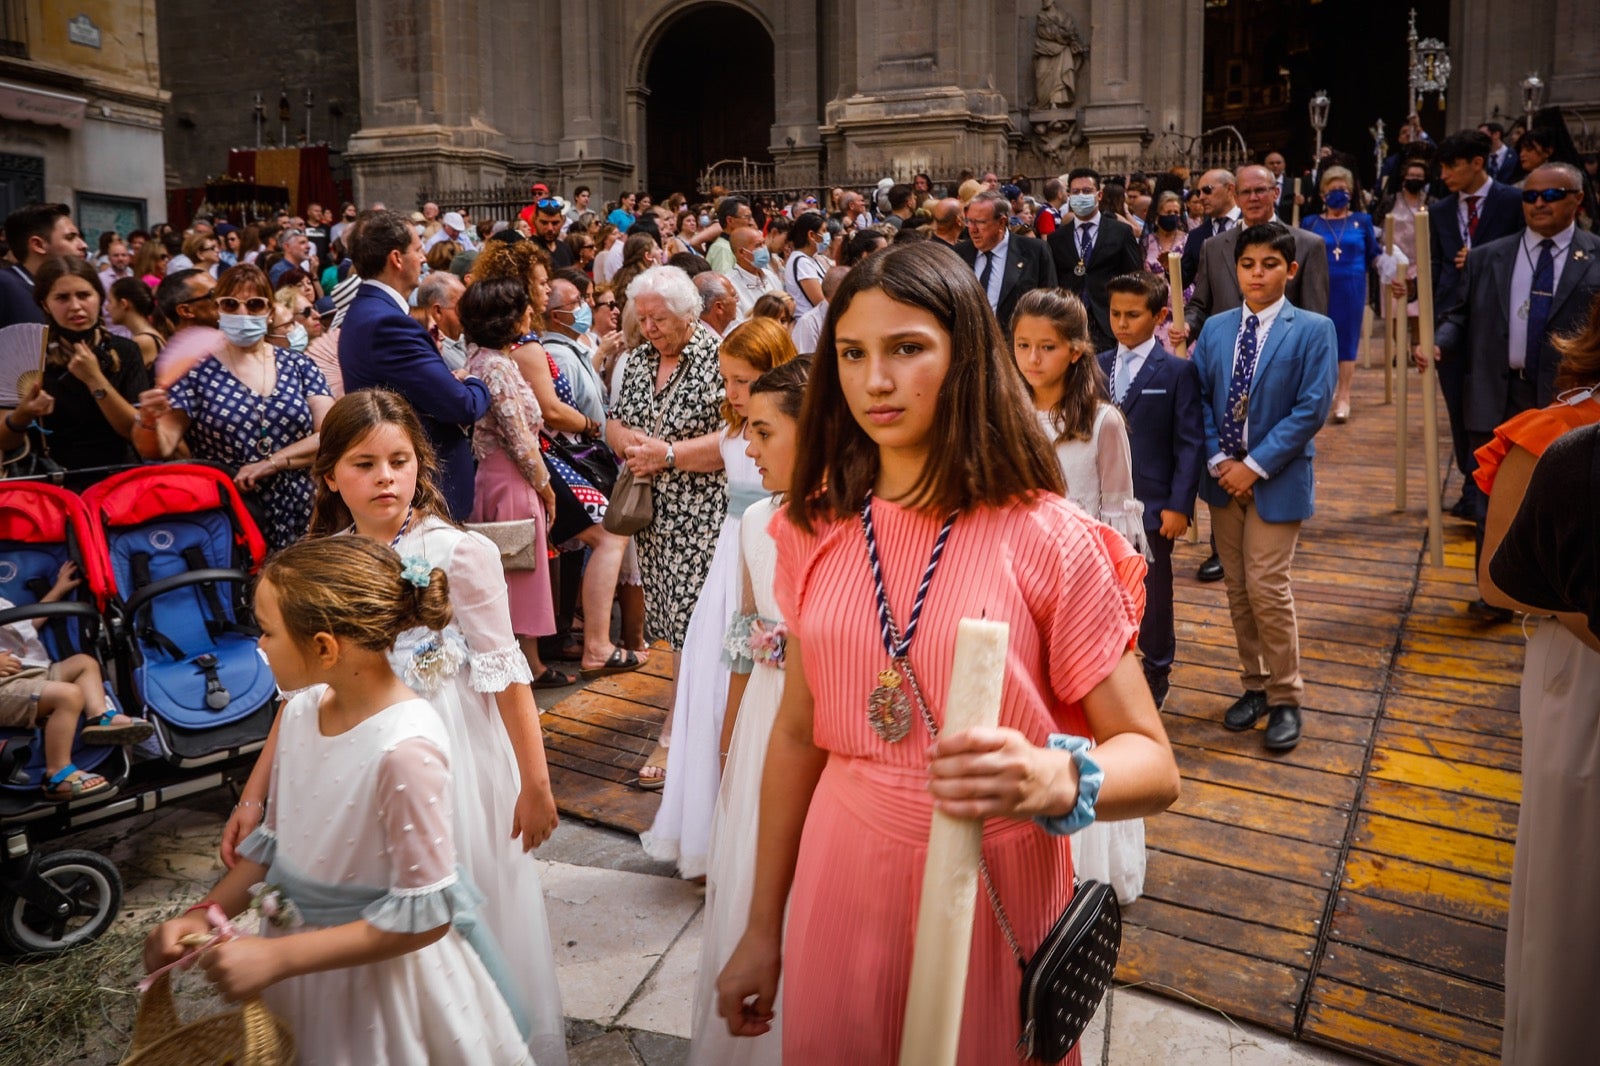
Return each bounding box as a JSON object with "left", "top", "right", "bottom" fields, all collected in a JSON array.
[{"left": 1033, "top": 0, "right": 1087, "bottom": 110}]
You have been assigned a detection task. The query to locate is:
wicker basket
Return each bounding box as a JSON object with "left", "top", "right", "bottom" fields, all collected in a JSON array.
[{"left": 119, "top": 972, "right": 295, "bottom": 1066}]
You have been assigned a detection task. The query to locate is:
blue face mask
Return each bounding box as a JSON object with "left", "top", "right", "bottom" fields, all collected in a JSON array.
[
  {"left": 218, "top": 312, "right": 269, "bottom": 348},
  {"left": 818, "top": 231, "right": 832, "bottom": 252},
  {"left": 1067, "top": 193, "right": 1099, "bottom": 218},
  {"left": 1324, "top": 189, "right": 1351, "bottom": 209},
  {"left": 752, "top": 248, "right": 772, "bottom": 271},
  {"left": 565, "top": 303, "right": 593, "bottom": 334}
]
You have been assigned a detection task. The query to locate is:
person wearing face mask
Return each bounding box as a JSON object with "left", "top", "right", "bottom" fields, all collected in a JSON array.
[
  {"left": 1139, "top": 190, "right": 1193, "bottom": 300},
  {"left": 782, "top": 212, "right": 829, "bottom": 315},
  {"left": 0, "top": 256, "right": 147, "bottom": 476},
  {"left": 1302, "top": 166, "right": 1382, "bottom": 422},
  {"left": 1047, "top": 166, "right": 1142, "bottom": 352},
  {"left": 1372, "top": 158, "right": 1437, "bottom": 350},
  {"left": 726, "top": 227, "right": 782, "bottom": 323},
  {"left": 133, "top": 264, "right": 334, "bottom": 551}
]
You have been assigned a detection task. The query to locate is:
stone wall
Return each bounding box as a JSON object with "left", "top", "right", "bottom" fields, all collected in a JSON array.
[{"left": 157, "top": 0, "right": 361, "bottom": 190}]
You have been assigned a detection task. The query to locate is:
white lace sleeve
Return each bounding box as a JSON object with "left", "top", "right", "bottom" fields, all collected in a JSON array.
[
  {"left": 446, "top": 532, "right": 536, "bottom": 692},
  {"left": 1094, "top": 405, "right": 1151, "bottom": 561}
]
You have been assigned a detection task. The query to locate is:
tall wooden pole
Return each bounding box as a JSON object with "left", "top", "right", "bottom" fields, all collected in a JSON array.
[
  {"left": 1387, "top": 216, "right": 1406, "bottom": 509},
  {"left": 1165, "top": 251, "right": 1199, "bottom": 541},
  {"left": 1411, "top": 209, "right": 1444, "bottom": 565},
  {"left": 1291, "top": 178, "right": 1302, "bottom": 228},
  {"left": 899, "top": 619, "right": 1009, "bottom": 1066}
]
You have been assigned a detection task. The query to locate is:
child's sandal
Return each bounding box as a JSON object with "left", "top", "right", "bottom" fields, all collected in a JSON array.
[
  {"left": 80, "top": 711, "right": 156, "bottom": 747},
  {"left": 43, "top": 764, "right": 113, "bottom": 800}
]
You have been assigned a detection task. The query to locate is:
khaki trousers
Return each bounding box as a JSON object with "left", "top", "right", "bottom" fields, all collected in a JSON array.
[{"left": 1208, "top": 496, "right": 1304, "bottom": 707}]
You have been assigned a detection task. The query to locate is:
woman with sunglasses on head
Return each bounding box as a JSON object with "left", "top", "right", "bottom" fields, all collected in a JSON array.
[
  {"left": 0, "top": 256, "right": 149, "bottom": 473},
  {"left": 134, "top": 263, "right": 334, "bottom": 551}
]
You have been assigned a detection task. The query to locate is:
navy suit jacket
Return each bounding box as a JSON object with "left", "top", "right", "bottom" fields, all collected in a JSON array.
[
  {"left": 337, "top": 283, "right": 491, "bottom": 519},
  {"left": 1180, "top": 214, "right": 1236, "bottom": 287},
  {"left": 1428, "top": 180, "right": 1524, "bottom": 322},
  {"left": 1048, "top": 215, "right": 1142, "bottom": 350},
  {"left": 1096, "top": 345, "right": 1205, "bottom": 530},
  {"left": 1191, "top": 303, "right": 1337, "bottom": 522},
  {"left": 1437, "top": 228, "right": 1600, "bottom": 434}
]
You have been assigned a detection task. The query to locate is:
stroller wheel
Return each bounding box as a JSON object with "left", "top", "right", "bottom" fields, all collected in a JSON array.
[{"left": 0, "top": 850, "right": 123, "bottom": 956}]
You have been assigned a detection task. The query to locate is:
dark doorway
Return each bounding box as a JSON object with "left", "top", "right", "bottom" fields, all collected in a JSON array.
[
  {"left": 1203, "top": 0, "right": 1451, "bottom": 187},
  {"left": 644, "top": 4, "right": 775, "bottom": 199}
]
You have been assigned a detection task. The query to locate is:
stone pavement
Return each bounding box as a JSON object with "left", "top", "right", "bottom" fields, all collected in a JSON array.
[{"left": 29, "top": 791, "right": 1373, "bottom": 1064}]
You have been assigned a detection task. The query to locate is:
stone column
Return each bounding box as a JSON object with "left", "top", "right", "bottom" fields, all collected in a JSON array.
[
  {"left": 556, "top": 0, "right": 633, "bottom": 200},
  {"left": 820, "top": 0, "right": 1011, "bottom": 181},
  {"left": 1077, "top": 0, "right": 1148, "bottom": 168},
  {"left": 770, "top": 0, "right": 825, "bottom": 187},
  {"left": 345, "top": 0, "right": 512, "bottom": 207},
  {"left": 1549, "top": 0, "right": 1600, "bottom": 127}
]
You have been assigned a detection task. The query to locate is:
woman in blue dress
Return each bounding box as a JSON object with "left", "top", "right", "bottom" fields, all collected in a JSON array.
[
  {"left": 1303, "top": 165, "right": 1380, "bottom": 423},
  {"left": 134, "top": 263, "right": 333, "bottom": 550}
]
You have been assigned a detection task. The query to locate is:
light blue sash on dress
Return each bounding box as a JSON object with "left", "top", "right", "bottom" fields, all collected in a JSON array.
[
  {"left": 726, "top": 485, "right": 769, "bottom": 521},
  {"left": 266, "top": 850, "right": 531, "bottom": 1040}
]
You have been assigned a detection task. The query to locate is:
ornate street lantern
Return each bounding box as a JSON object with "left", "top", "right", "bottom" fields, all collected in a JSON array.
[{"left": 1309, "top": 90, "right": 1331, "bottom": 165}]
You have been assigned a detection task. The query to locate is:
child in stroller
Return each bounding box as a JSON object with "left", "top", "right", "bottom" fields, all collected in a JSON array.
[{"left": 0, "top": 561, "right": 153, "bottom": 799}]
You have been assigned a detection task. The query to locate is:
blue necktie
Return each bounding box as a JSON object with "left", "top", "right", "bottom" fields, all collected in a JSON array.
[
  {"left": 1078, "top": 224, "right": 1093, "bottom": 264},
  {"left": 1525, "top": 238, "right": 1555, "bottom": 380},
  {"left": 1220, "top": 314, "right": 1260, "bottom": 458},
  {"left": 1113, "top": 352, "right": 1131, "bottom": 405},
  {"left": 978, "top": 251, "right": 994, "bottom": 296}
]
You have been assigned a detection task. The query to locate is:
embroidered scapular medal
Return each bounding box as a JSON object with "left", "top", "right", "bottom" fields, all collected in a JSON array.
[{"left": 860, "top": 495, "right": 958, "bottom": 744}]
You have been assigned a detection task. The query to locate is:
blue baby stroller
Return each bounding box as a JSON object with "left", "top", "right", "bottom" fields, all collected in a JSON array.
[
  {"left": 0, "top": 480, "right": 134, "bottom": 954},
  {"left": 83, "top": 464, "right": 277, "bottom": 765}
]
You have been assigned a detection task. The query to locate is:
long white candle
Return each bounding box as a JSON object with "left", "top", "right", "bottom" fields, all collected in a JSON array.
[
  {"left": 1166, "top": 250, "right": 1187, "bottom": 360},
  {"left": 899, "top": 618, "right": 1010, "bottom": 1066},
  {"left": 1413, "top": 208, "right": 1444, "bottom": 566}
]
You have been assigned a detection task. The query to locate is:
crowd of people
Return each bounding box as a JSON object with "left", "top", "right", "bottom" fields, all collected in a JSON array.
[{"left": 0, "top": 104, "right": 1597, "bottom": 1063}]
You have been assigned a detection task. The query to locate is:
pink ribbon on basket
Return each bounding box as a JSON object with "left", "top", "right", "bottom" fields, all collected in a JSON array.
[{"left": 138, "top": 904, "right": 245, "bottom": 992}]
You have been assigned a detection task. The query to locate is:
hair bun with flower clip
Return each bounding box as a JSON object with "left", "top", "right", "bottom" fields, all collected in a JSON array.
[{"left": 400, "top": 556, "right": 432, "bottom": 588}]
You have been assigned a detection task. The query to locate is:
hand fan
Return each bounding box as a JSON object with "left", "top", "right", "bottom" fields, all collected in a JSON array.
[
  {"left": 152, "top": 326, "right": 225, "bottom": 389},
  {"left": 0, "top": 323, "right": 47, "bottom": 408}
]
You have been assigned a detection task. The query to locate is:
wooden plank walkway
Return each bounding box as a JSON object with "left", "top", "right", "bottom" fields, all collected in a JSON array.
[{"left": 538, "top": 358, "right": 1522, "bottom": 1064}]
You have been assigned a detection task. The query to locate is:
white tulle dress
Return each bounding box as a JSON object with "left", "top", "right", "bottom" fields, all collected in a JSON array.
[
  {"left": 386, "top": 516, "right": 568, "bottom": 1064},
  {"left": 641, "top": 433, "right": 765, "bottom": 879},
  {"left": 690, "top": 495, "right": 785, "bottom": 1066},
  {"left": 239, "top": 687, "right": 532, "bottom": 1065},
  {"left": 1040, "top": 402, "right": 1149, "bottom": 905}
]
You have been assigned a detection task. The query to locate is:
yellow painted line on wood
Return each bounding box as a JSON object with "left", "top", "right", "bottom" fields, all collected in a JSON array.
[
  {"left": 1342, "top": 851, "right": 1510, "bottom": 927},
  {"left": 1354, "top": 813, "right": 1514, "bottom": 882},
  {"left": 1370, "top": 749, "right": 1522, "bottom": 804}
]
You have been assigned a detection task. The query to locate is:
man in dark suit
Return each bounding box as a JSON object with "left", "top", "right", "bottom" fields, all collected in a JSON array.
[
  {"left": 1433, "top": 163, "right": 1600, "bottom": 615},
  {"left": 1046, "top": 167, "right": 1142, "bottom": 352},
  {"left": 1171, "top": 166, "right": 1329, "bottom": 584},
  {"left": 1100, "top": 272, "right": 1205, "bottom": 708},
  {"left": 1427, "top": 130, "right": 1526, "bottom": 517},
  {"left": 956, "top": 190, "right": 1056, "bottom": 329},
  {"left": 1480, "top": 123, "right": 1520, "bottom": 185},
  {"left": 338, "top": 209, "right": 490, "bottom": 519},
  {"left": 1180, "top": 168, "right": 1241, "bottom": 286}
]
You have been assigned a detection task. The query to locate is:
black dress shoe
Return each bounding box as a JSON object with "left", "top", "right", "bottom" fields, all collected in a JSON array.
[
  {"left": 1223, "top": 691, "right": 1269, "bottom": 731},
  {"left": 1196, "top": 553, "right": 1224, "bottom": 583},
  {"left": 1467, "top": 598, "right": 1514, "bottom": 624},
  {"left": 1448, "top": 496, "right": 1475, "bottom": 519},
  {"left": 1146, "top": 674, "right": 1170, "bottom": 711},
  {"left": 1264, "top": 706, "right": 1302, "bottom": 751}
]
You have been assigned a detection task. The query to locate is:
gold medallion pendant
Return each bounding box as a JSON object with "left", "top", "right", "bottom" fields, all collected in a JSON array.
[{"left": 867, "top": 666, "right": 913, "bottom": 743}]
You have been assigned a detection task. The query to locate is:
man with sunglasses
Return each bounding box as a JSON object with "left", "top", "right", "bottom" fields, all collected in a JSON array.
[
  {"left": 154, "top": 268, "right": 220, "bottom": 333},
  {"left": 1433, "top": 163, "right": 1600, "bottom": 618},
  {"left": 1180, "top": 169, "right": 1241, "bottom": 287},
  {"left": 531, "top": 199, "right": 575, "bottom": 269}
]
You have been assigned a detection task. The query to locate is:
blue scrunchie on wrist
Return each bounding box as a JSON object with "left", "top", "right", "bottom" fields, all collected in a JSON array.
[{"left": 1034, "top": 734, "right": 1103, "bottom": 836}]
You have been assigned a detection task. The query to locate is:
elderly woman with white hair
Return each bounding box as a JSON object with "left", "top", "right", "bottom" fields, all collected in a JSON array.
[{"left": 608, "top": 265, "right": 731, "bottom": 785}]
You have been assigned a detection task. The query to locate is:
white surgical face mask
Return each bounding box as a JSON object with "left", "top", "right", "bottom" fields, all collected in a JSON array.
[
  {"left": 285, "top": 323, "right": 309, "bottom": 351},
  {"left": 1557, "top": 385, "right": 1598, "bottom": 407}
]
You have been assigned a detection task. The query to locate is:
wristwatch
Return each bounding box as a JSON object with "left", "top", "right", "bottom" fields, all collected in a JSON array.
[
  {"left": 664, "top": 443, "right": 676, "bottom": 469},
  {"left": 91, "top": 387, "right": 108, "bottom": 400}
]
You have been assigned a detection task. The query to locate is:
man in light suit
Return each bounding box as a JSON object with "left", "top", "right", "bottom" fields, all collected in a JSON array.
[
  {"left": 338, "top": 209, "right": 490, "bottom": 519},
  {"left": 1433, "top": 163, "right": 1600, "bottom": 615},
  {"left": 1172, "top": 168, "right": 1329, "bottom": 584},
  {"left": 1191, "top": 223, "right": 1337, "bottom": 752},
  {"left": 1427, "top": 129, "right": 1526, "bottom": 516},
  {"left": 956, "top": 190, "right": 1057, "bottom": 330},
  {"left": 1047, "top": 167, "right": 1142, "bottom": 352}
]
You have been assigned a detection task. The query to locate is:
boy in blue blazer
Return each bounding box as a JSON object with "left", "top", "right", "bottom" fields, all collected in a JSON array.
[
  {"left": 1191, "top": 223, "right": 1337, "bottom": 752},
  {"left": 1098, "top": 272, "right": 1205, "bottom": 709}
]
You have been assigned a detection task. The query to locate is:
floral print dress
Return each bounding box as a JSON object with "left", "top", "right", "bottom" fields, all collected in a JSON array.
[
  {"left": 166, "top": 347, "right": 330, "bottom": 550},
  {"left": 610, "top": 323, "right": 727, "bottom": 649}
]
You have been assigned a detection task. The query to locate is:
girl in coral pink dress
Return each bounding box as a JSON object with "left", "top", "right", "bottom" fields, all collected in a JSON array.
[{"left": 714, "top": 244, "right": 1181, "bottom": 1064}]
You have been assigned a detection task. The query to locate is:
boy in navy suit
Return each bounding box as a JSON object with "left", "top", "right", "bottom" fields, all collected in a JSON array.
[
  {"left": 1191, "top": 223, "right": 1336, "bottom": 752},
  {"left": 1098, "top": 273, "right": 1205, "bottom": 709}
]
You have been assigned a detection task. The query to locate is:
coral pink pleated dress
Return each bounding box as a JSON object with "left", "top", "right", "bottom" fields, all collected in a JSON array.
[{"left": 771, "top": 494, "right": 1144, "bottom": 1065}]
